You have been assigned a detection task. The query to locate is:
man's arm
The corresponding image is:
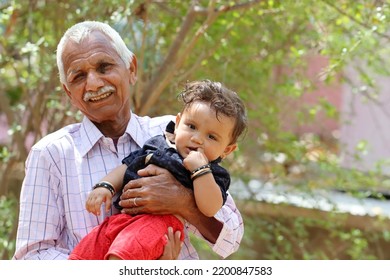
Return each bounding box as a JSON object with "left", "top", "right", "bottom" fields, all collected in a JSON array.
[
  {"left": 119, "top": 164, "right": 243, "bottom": 257},
  {"left": 187, "top": 194, "right": 244, "bottom": 258},
  {"left": 13, "top": 148, "right": 68, "bottom": 260}
]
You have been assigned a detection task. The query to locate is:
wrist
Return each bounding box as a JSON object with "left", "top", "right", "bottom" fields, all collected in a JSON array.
[
  {"left": 93, "top": 181, "right": 115, "bottom": 197},
  {"left": 190, "top": 164, "right": 212, "bottom": 181},
  {"left": 178, "top": 188, "right": 198, "bottom": 220},
  {"left": 190, "top": 163, "right": 211, "bottom": 174}
]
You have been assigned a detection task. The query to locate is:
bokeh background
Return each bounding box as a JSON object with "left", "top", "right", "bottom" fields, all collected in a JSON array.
[{"left": 1, "top": 0, "right": 390, "bottom": 259}]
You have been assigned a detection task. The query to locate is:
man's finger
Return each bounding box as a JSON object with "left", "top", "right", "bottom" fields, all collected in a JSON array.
[
  {"left": 137, "top": 164, "right": 166, "bottom": 177},
  {"left": 121, "top": 206, "right": 141, "bottom": 216},
  {"left": 122, "top": 178, "right": 142, "bottom": 192}
]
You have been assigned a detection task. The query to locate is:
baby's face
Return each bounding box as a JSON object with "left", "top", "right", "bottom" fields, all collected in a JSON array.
[{"left": 174, "top": 102, "right": 237, "bottom": 161}]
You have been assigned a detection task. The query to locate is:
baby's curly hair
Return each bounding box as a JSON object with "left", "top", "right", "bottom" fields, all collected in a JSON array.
[{"left": 178, "top": 80, "right": 247, "bottom": 144}]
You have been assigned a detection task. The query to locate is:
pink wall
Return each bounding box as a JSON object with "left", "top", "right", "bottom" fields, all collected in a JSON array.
[
  {"left": 280, "top": 54, "right": 343, "bottom": 141},
  {"left": 340, "top": 64, "right": 390, "bottom": 174}
]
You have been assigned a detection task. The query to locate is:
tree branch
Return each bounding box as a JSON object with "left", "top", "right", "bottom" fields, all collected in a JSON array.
[
  {"left": 320, "top": 0, "right": 390, "bottom": 40},
  {"left": 132, "top": 5, "right": 150, "bottom": 112},
  {"left": 139, "top": 0, "right": 274, "bottom": 115},
  {"left": 195, "top": 0, "right": 264, "bottom": 14},
  {"left": 139, "top": 4, "right": 198, "bottom": 114}
]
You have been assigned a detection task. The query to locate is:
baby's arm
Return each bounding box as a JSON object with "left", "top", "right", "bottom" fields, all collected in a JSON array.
[
  {"left": 183, "top": 150, "right": 223, "bottom": 217},
  {"left": 86, "top": 164, "right": 127, "bottom": 215}
]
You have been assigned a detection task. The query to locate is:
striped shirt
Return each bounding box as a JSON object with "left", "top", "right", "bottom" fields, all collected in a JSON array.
[{"left": 13, "top": 112, "right": 243, "bottom": 260}]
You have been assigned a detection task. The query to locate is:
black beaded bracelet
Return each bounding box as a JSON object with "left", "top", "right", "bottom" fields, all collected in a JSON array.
[
  {"left": 191, "top": 163, "right": 211, "bottom": 175},
  {"left": 93, "top": 181, "right": 115, "bottom": 196},
  {"left": 191, "top": 169, "right": 212, "bottom": 181}
]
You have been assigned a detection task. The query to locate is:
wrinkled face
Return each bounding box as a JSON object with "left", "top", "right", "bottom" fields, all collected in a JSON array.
[
  {"left": 61, "top": 31, "right": 137, "bottom": 124},
  {"left": 174, "top": 102, "right": 237, "bottom": 162}
]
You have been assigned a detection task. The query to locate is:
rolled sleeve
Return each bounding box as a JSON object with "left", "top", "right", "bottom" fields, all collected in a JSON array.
[{"left": 212, "top": 194, "right": 244, "bottom": 258}]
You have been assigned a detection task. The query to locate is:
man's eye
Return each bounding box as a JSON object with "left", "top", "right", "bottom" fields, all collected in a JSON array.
[
  {"left": 98, "top": 63, "right": 111, "bottom": 73},
  {"left": 72, "top": 73, "right": 85, "bottom": 82}
]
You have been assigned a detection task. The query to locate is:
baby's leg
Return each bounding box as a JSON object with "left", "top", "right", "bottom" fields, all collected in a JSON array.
[{"left": 106, "top": 214, "right": 184, "bottom": 260}]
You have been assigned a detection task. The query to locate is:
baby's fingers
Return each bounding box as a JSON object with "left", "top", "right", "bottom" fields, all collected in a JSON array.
[
  {"left": 196, "top": 147, "right": 204, "bottom": 154},
  {"left": 86, "top": 196, "right": 103, "bottom": 216},
  {"left": 93, "top": 201, "right": 102, "bottom": 216},
  {"left": 85, "top": 197, "right": 96, "bottom": 213},
  {"left": 105, "top": 196, "right": 113, "bottom": 213}
]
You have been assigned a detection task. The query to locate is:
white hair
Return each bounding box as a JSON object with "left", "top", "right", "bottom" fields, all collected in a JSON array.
[{"left": 56, "top": 21, "right": 134, "bottom": 84}]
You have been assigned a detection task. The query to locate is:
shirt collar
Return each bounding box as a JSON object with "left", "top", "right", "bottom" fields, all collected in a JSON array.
[
  {"left": 78, "top": 112, "right": 151, "bottom": 157},
  {"left": 125, "top": 113, "right": 152, "bottom": 148},
  {"left": 78, "top": 116, "right": 105, "bottom": 157}
]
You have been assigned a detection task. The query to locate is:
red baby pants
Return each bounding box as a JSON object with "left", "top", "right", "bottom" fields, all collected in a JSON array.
[{"left": 68, "top": 213, "right": 184, "bottom": 260}]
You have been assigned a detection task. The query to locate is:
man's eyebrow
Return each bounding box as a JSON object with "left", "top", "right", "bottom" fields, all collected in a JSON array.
[
  {"left": 96, "top": 57, "right": 116, "bottom": 64},
  {"left": 69, "top": 67, "right": 81, "bottom": 74},
  {"left": 68, "top": 58, "right": 113, "bottom": 75},
  {"left": 66, "top": 67, "right": 81, "bottom": 79},
  {"left": 96, "top": 59, "right": 107, "bottom": 64}
]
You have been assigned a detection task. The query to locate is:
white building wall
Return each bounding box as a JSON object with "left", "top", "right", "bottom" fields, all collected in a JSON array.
[{"left": 340, "top": 66, "right": 390, "bottom": 174}]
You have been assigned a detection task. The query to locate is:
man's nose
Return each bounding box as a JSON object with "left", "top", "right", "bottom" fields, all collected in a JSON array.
[{"left": 85, "top": 71, "right": 104, "bottom": 92}]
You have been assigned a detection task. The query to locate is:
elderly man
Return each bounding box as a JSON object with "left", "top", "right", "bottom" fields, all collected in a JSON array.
[{"left": 13, "top": 20, "right": 243, "bottom": 260}]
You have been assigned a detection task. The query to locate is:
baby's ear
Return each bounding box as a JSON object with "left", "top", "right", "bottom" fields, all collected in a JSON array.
[
  {"left": 221, "top": 143, "right": 237, "bottom": 159},
  {"left": 175, "top": 113, "right": 182, "bottom": 129}
]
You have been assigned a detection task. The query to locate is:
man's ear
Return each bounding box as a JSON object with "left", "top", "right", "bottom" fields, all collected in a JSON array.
[
  {"left": 62, "top": 84, "right": 73, "bottom": 100},
  {"left": 129, "top": 55, "right": 138, "bottom": 85},
  {"left": 221, "top": 143, "right": 237, "bottom": 159}
]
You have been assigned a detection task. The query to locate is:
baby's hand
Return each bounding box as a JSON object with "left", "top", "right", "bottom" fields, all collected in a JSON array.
[
  {"left": 183, "top": 147, "right": 209, "bottom": 172},
  {"left": 86, "top": 188, "right": 113, "bottom": 216}
]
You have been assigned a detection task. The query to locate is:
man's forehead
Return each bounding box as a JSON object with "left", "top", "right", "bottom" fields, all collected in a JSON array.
[
  {"left": 67, "top": 52, "right": 116, "bottom": 74},
  {"left": 63, "top": 36, "right": 120, "bottom": 70},
  {"left": 70, "top": 51, "right": 115, "bottom": 64},
  {"left": 67, "top": 34, "right": 114, "bottom": 53},
  {"left": 73, "top": 30, "right": 112, "bottom": 45}
]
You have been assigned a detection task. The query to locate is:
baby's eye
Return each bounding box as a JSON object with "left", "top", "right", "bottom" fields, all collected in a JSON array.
[
  {"left": 208, "top": 135, "right": 217, "bottom": 140},
  {"left": 188, "top": 124, "right": 196, "bottom": 129}
]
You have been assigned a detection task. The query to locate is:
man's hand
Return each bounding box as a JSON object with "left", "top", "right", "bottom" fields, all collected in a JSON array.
[
  {"left": 119, "top": 164, "right": 195, "bottom": 217},
  {"left": 119, "top": 164, "right": 223, "bottom": 244}
]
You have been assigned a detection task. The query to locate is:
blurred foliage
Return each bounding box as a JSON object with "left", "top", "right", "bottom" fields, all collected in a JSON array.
[
  {"left": 0, "top": 0, "right": 389, "bottom": 259},
  {"left": 192, "top": 203, "right": 390, "bottom": 260},
  {"left": 0, "top": 195, "right": 17, "bottom": 260}
]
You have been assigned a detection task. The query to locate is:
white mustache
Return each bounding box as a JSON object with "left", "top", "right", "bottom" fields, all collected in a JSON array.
[{"left": 83, "top": 85, "right": 116, "bottom": 102}]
